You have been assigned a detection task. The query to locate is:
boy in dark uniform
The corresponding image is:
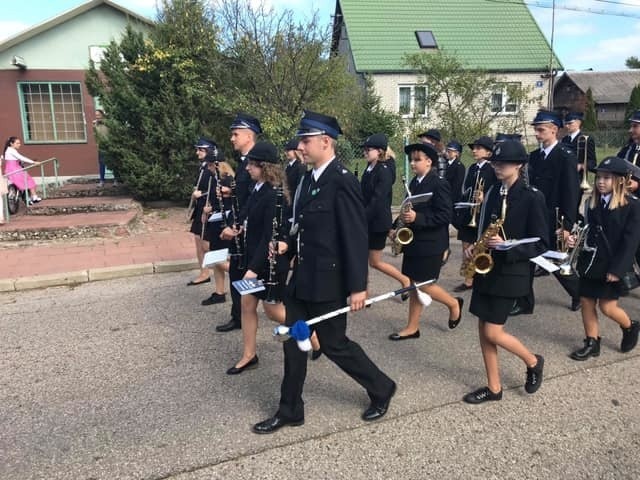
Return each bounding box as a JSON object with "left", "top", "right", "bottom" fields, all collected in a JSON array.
[
  {"left": 284, "top": 138, "right": 306, "bottom": 199},
  {"left": 253, "top": 111, "right": 396, "bottom": 434},
  {"left": 617, "top": 110, "right": 640, "bottom": 165}
]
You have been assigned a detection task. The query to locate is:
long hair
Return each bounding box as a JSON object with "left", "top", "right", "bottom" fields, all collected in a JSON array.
[
  {"left": 385, "top": 146, "right": 396, "bottom": 160},
  {"left": 218, "top": 161, "right": 235, "bottom": 178},
  {"left": 3, "top": 136, "right": 18, "bottom": 155},
  {"left": 261, "top": 162, "right": 290, "bottom": 204},
  {"left": 590, "top": 174, "right": 629, "bottom": 210}
]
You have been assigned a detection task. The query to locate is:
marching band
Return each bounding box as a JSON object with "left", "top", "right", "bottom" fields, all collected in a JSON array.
[{"left": 188, "top": 108, "right": 640, "bottom": 433}]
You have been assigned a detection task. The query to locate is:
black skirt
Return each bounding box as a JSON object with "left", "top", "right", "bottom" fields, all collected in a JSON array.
[
  {"left": 457, "top": 225, "right": 478, "bottom": 244},
  {"left": 579, "top": 277, "right": 623, "bottom": 300},
  {"left": 369, "top": 230, "right": 388, "bottom": 251},
  {"left": 204, "top": 220, "right": 231, "bottom": 250},
  {"left": 252, "top": 271, "right": 288, "bottom": 302},
  {"left": 190, "top": 219, "right": 203, "bottom": 236},
  {"left": 469, "top": 291, "right": 513, "bottom": 325},
  {"left": 402, "top": 254, "right": 442, "bottom": 282}
]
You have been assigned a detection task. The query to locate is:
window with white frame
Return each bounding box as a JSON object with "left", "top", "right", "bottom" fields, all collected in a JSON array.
[
  {"left": 399, "top": 85, "right": 427, "bottom": 117},
  {"left": 18, "top": 82, "right": 86, "bottom": 143},
  {"left": 491, "top": 82, "right": 520, "bottom": 114}
]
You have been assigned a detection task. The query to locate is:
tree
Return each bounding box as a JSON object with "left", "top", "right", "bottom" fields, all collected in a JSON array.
[
  {"left": 583, "top": 87, "right": 598, "bottom": 131},
  {"left": 626, "top": 56, "right": 640, "bottom": 69},
  {"left": 625, "top": 84, "right": 640, "bottom": 127},
  {"left": 86, "top": 0, "right": 229, "bottom": 201},
  {"left": 352, "top": 75, "right": 402, "bottom": 142},
  {"left": 403, "top": 50, "right": 538, "bottom": 143}
]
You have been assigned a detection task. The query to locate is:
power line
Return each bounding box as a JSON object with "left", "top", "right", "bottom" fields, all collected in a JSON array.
[{"left": 485, "top": 0, "right": 640, "bottom": 18}]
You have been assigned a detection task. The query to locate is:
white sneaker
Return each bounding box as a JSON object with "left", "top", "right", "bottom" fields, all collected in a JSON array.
[
  {"left": 31, "top": 196, "right": 42, "bottom": 203},
  {"left": 98, "top": 181, "right": 104, "bottom": 188}
]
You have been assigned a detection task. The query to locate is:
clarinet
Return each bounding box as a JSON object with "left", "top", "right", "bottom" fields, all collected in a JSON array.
[
  {"left": 200, "top": 176, "right": 212, "bottom": 240},
  {"left": 213, "top": 161, "right": 228, "bottom": 228},
  {"left": 229, "top": 179, "right": 245, "bottom": 270},
  {"left": 264, "top": 186, "right": 284, "bottom": 304}
]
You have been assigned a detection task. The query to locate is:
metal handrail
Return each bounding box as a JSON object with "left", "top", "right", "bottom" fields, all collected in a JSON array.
[{"left": 1, "top": 157, "right": 59, "bottom": 222}]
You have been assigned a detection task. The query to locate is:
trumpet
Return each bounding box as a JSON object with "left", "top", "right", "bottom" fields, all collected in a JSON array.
[
  {"left": 559, "top": 222, "right": 587, "bottom": 276},
  {"left": 555, "top": 207, "right": 568, "bottom": 253},
  {"left": 577, "top": 135, "right": 592, "bottom": 192},
  {"left": 391, "top": 176, "right": 414, "bottom": 256},
  {"left": 467, "top": 175, "right": 484, "bottom": 228}
]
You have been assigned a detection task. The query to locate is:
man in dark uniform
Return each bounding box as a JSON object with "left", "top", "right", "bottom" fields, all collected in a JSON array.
[
  {"left": 284, "top": 138, "right": 306, "bottom": 199},
  {"left": 419, "top": 128, "right": 447, "bottom": 178},
  {"left": 215, "top": 113, "right": 262, "bottom": 333},
  {"left": 253, "top": 111, "right": 396, "bottom": 434},
  {"left": 527, "top": 110, "right": 581, "bottom": 312},
  {"left": 561, "top": 112, "right": 597, "bottom": 197},
  {"left": 618, "top": 110, "right": 640, "bottom": 165},
  {"left": 444, "top": 140, "right": 465, "bottom": 204}
]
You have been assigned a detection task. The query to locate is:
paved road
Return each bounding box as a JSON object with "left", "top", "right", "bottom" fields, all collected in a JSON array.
[{"left": 1, "top": 248, "right": 639, "bottom": 479}]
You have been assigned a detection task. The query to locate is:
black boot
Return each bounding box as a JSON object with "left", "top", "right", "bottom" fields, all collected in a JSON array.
[
  {"left": 569, "top": 336, "right": 601, "bottom": 361},
  {"left": 621, "top": 320, "right": 640, "bottom": 353}
]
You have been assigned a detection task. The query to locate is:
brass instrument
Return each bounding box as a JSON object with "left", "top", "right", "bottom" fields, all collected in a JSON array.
[
  {"left": 460, "top": 185, "right": 507, "bottom": 277},
  {"left": 392, "top": 176, "right": 414, "bottom": 256},
  {"left": 264, "top": 186, "right": 284, "bottom": 304},
  {"left": 555, "top": 207, "right": 567, "bottom": 253},
  {"left": 559, "top": 223, "right": 587, "bottom": 276},
  {"left": 577, "top": 135, "right": 592, "bottom": 192},
  {"left": 467, "top": 176, "right": 485, "bottom": 228}
]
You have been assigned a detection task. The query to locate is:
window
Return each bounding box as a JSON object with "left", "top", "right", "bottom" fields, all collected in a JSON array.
[
  {"left": 18, "top": 82, "right": 86, "bottom": 143},
  {"left": 415, "top": 31, "right": 437, "bottom": 49},
  {"left": 491, "top": 82, "right": 520, "bottom": 114},
  {"left": 399, "top": 85, "right": 427, "bottom": 117}
]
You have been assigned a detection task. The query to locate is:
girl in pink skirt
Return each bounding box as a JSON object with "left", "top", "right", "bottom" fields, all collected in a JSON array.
[{"left": 3, "top": 136, "right": 41, "bottom": 202}]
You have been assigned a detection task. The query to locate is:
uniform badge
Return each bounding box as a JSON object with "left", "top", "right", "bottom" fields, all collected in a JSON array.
[{"left": 311, "top": 188, "right": 320, "bottom": 196}]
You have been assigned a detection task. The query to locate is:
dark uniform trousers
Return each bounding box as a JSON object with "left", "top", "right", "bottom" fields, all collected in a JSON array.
[{"left": 277, "top": 160, "right": 394, "bottom": 421}]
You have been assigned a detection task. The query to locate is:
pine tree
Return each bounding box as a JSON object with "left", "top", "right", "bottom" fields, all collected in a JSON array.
[
  {"left": 624, "top": 84, "right": 640, "bottom": 127},
  {"left": 583, "top": 88, "right": 598, "bottom": 131}
]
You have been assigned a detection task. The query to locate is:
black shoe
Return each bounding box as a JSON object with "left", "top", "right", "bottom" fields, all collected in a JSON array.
[
  {"left": 570, "top": 298, "right": 581, "bottom": 311},
  {"left": 201, "top": 293, "right": 226, "bottom": 305},
  {"left": 509, "top": 301, "right": 533, "bottom": 317},
  {"left": 226, "top": 355, "right": 258, "bottom": 375},
  {"left": 533, "top": 267, "right": 549, "bottom": 277},
  {"left": 187, "top": 277, "right": 210, "bottom": 286},
  {"left": 449, "top": 297, "right": 464, "bottom": 330},
  {"left": 569, "top": 336, "right": 601, "bottom": 361},
  {"left": 362, "top": 382, "right": 396, "bottom": 421},
  {"left": 453, "top": 283, "right": 472, "bottom": 293},
  {"left": 621, "top": 320, "right": 640, "bottom": 353},
  {"left": 388, "top": 330, "right": 420, "bottom": 341},
  {"left": 525, "top": 354, "right": 544, "bottom": 394},
  {"left": 252, "top": 415, "right": 304, "bottom": 434},
  {"left": 463, "top": 386, "right": 503, "bottom": 404},
  {"left": 215, "top": 319, "right": 241, "bottom": 332},
  {"left": 311, "top": 349, "right": 323, "bottom": 361}
]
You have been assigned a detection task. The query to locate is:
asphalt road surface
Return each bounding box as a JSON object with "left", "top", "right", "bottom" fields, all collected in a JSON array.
[{"left": 1, "top": 247, "right": 639, "bottom": 479}]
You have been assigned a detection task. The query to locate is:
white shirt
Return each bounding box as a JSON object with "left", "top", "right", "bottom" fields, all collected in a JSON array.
[
  {"left": 476, "top": 160, "right": 488, "bottom": 169},
  {"left": 601, "top": 193, "right": 612, "bottom": 207},
  {"left": 416, "top": 174, "right": 426, "bottom": 184},
  {"left": 570, "top": 131, "right": 580, "bottom": 142},
  {"left": 366, "top": 163, "right": 375, "bottom": 172},
  {"left": 253, "top": 182, "right": 264, "bottom": 192},
  {"left": 4, "top": 146, "right": 35, "bottom": 164},
  {"left": 288, "top": 159, "right": 297, "bottom": 167},
  {"left": 542, "top": 141, "right": 558, "bottom": 158},
  {"left": 312, "top": 157, "right": 333, "bottom": 182}
]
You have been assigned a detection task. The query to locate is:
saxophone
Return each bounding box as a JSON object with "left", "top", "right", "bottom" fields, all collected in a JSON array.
[
  {"left": 391, "top": 176, "right": 414, "bottom": 256},
  {"left": 460, "top": 186, "right": 507, "bottom": 277}
]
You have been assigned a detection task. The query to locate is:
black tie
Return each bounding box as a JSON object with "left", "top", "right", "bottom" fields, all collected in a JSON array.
[
  {"left": 541, "top": 150, "right": 546, "bottom": 160},
  {"left": 601, "top": 198, "right": 607, "bottom": 210}
]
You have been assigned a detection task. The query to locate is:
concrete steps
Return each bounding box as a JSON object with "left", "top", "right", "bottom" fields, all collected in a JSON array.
[{"left": 26, "top": 196, "right": 138, "bottom": 215}]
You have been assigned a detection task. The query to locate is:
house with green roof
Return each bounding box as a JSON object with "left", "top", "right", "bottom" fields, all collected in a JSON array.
[
  {"left": 0, "top": 0, "right": 152, "bottom": 178},
  {"left": 332, "top": 0, "right": 562, "bottom": 138}
]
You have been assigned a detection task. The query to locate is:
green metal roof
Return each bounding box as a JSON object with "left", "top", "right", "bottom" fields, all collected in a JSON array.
[{"left": 337, "top": 0, "right": 563, "bottom": 72}]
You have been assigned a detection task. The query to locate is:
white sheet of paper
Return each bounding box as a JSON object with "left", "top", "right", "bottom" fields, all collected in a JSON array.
[
  {"left": 494, "top": 237, "right": 541, "bottom": 251},
  {"left": 531, "top": 255, "right": 559, "bottom": 272},
  {"left": 454, "top": 201, "right": 479, "bottom": 209},
  {"left": 541, "top": 250, "right": 569, "bottom": 261},
  {"left": 208, "top": 212, "right": 223, "bottom": 223},
  {"left": 202, "top": 248, "right": 229, "bottom": 267}
]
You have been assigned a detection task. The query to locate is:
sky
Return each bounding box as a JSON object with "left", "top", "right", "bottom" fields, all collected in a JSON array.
[{"left": 1, "top": 0, "right": 639, "bottom": 72}]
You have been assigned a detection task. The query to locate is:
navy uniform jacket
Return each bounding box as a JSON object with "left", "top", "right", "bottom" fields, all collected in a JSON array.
[
  {"left": 287, "top": 160, "right": 368, "bottom": 302},
  {"left": 583, "top": 196, "right": 640, "bottom": 279},
  {"left": 455, "top": 161, "right": 497, "bottom": 227},
  {"left": 528, "top": 143, "right": 580, "bottom": 244},
  {"left": 617, "top": 141, "right": 640, "bottom": 165},
  {"left": 473, "top": 179, "right": 548, "bottom": 297},
  {"left": 444, "top": 158, "right": 465, "bottom": 204},
  {"left": 241, "top": 183, "right": 290, "bottom": 277},
  {"left": 361, "top": 162, "right": 393, "bottom": 233},
  {"left": 396, "top": 169, "right": 452, "bottom": 257},
  {"left": 234, "top": 154, "right": 254, "bottom": 210},
  {"left": 386, "top": 157, "right": 397, "bottom": 184},
  {"left": 561, "top": 132, "right": 596, "bottom": 173},
  {"left": 191, "top": 166, "right": 213, "bottom": 222},
  {"left": 285, "top": 160, "right": 306, "bottom": 200}
]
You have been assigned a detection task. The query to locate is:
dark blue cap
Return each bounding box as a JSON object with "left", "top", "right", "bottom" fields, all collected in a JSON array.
[
  {"left": 531, "top": 110, "right": 563, "bottom": 128},
  {"left": 492, "top": 140, "right": 528, "bottom": 164},
  {"left": 296, "top": 110, "right": 342, "bottom": 139},
  {"left": 246, "top": 141, "right": 278, "bottom": 164},
  {"left": 284, "top": 138, "right": 299, "bottom": 151},
  {"left": 418, "top": 129, "right": 441, "bottom": 142},
  {"left": 629, "top": 110, "right": 640, "bottom": 124},
  {"left": 446, "top": 140, "right": 463, "bottom": 152},
  {"left": 194, "top": 137, "right": 216, "bottom": 149},
  {"left": 468, "top": 136, "right": 494, "bottom": 151},
  {"left": 595, "top": 156, "right": 631, "bottom": 176},
  {"left": 230, "top": 113, "right": 262, "bottom": 134},
  {"left": 404, "top": 142, "right": 439, "bottom": 162},
  {"left": 363, "top": 133, "right": 388, "bottom": 150},
  {"left": 564, "top": 112, "right": 584, "bottom": 123},
  {"left": 495, "top": 133, "right": 522, "bottom": 143}
]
